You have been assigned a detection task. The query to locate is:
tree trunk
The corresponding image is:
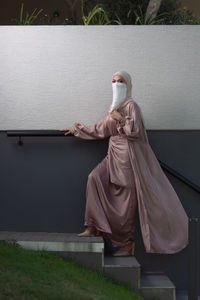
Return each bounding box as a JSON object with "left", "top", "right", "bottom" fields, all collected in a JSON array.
[{"left": 145, "top": 0, "right": 162, "bottom": 23}]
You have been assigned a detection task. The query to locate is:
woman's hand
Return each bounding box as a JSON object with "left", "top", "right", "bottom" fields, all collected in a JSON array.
[
  {"left": 59, "top": 128, "right": 74, "bottom": 135},
  {"left": 110, "top": 110, "right": 123, "bottom": 122}
]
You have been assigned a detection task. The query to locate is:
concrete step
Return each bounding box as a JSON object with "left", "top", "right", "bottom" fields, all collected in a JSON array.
[
  {"left": 0, "top": 231, "right": 104, "bottom": 272},
  {"left": 176, "top": 290, "right": 200, "bottom": 299},
  {"left": 139, "top": 273, "right": 176, "bottom": 300},
  {"left": 103, "top": 255, "right": 141, "bottom": 290}
]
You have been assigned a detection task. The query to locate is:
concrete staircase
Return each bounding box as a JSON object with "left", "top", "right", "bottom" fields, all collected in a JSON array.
[{"left": 0, "top": 231, "right": 178, "bottom": 300}]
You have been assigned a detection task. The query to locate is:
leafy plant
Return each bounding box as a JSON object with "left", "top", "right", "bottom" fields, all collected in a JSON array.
[
  {"left": 112, "top": 13, "right": 123, "bottom": 25},
  {"left": 155, "top": 0, "right": 200, "bottom": 24},
  {"left": 112, "top": 9, "right": 132, "bottom": 25},
  {"left": 133, "top": 4, "right": 168, "bottom": 24},
  {"left": 97, "top": 0, "right": 146, "bottom": 25},
  {"left": 81, "top": 0, "right": 111, "bottom": 25},
  {"left": 82, "top": 0, "right": 170, "bottom": 25},
  {"left": 12, "top": 3, "right": 43, "bottom": 25},
  {"left": 81, "top": 0, "right": 121, "bottom": 25},
  {"left": 89, "top": 0, "right": 200, "bottom": 25},
  {"left": 174, "top": 7, "right": 200, "bottom": 24}
]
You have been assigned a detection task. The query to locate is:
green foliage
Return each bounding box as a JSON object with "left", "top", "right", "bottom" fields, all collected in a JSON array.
[
  {"left": 11, "top": 3, "right": 43, "bottom": 25},
  {"left": 173, "top": 7, "right": 200, "bottom": 24},
  {"left": 154, "top": 0, "right": 200, "bottom": 24},
  {"left": 158, "top": 0, "right": 182, "bottom": 23},
  {"left": 81, "top": 0, "right": 111, "bottom": 25},
  {"left": 100, "top": 0, "right": 149, "bottom": 25},
  {"left": 81, "top": 0, "right": 123, "bottom": 25},
  {"left": 82, "top": 0, "right": 200, "bottom": 25},
  {"left": 132, "top": 5, "right": 168, "bottom": 24},
  {"left": 10, "top": 0, "right": 200, "bottom": 25},
  {"left": 81, "top": 0, "right": 167, "bottom": 25}
]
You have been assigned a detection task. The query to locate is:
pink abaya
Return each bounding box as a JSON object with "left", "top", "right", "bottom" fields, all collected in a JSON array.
[{"left": 72, "top": 98, "right": 188, "bottom": 254}]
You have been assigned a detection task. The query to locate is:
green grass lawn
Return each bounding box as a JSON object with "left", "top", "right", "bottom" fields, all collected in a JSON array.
[{"left": 0, "top": 240, "right": 144, "bottom": 300}]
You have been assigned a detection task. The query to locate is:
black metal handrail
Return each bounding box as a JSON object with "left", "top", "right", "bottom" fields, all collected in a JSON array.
[
  {"left": 6, "top": 130, "right": 72, "bottom": 146},
  {"left": 6, "top": 130, "right": 67, "bottom": 136},
  {"left": 158, "top": 159, "right": 200, "bottom": 194}
]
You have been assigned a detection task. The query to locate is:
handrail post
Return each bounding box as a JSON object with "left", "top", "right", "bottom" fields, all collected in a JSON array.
[{"left": 188, "top": 218, "right": 199, "bottom": 300}]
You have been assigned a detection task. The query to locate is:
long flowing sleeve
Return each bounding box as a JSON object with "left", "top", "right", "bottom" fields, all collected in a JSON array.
[
  {"left": 116, "top": 101, "right": 143, "bottom": 141},
  {"left": 72, "top": 113, "right": 111, "bottom": 140}
]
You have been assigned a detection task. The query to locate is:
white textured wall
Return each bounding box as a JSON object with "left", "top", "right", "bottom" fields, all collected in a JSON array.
[{"left": 0, "top": 25, "right": 199, "bottom": 130}]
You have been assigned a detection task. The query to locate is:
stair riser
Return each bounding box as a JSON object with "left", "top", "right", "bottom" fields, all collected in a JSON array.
[
  {"left": 103, "top": 266, "right": 140, "bottom": 290},
  {"left": 139, "top": 287, "right": 176, "bottom": 300}
]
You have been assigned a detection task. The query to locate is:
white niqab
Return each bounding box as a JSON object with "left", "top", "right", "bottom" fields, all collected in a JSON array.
[
  {"left": 109, "top": 82, "right": 127, "bottom": 113},
  {"left": 109, "top": 70, "right": 133, "bottom": 113}
]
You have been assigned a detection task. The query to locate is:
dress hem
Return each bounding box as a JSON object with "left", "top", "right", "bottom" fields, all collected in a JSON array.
[{"left": 146, "top": 241, "right": 189, "bottom": 254}]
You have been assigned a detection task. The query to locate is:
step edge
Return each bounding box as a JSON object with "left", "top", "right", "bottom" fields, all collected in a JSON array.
[
  {"left": 10, "top": 240, "right": 104, "bottom": 253},
  {"left": 140, "top": 286, "right": 176, "bottom": 289},
  {"left": 103, "top": 264, "right": 140, "bottom": 268},
  {"left": 103, "top": 256, "right": 141, "bottom": 268}
]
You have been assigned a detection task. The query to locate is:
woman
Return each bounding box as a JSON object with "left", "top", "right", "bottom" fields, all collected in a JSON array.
[{"left": 60, "top": 71, "right": 188, "bottom": 256}]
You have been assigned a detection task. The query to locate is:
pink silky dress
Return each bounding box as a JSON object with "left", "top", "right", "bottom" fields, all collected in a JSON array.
[{"left": 72, "top": 99, "right": 138, "bottom": 255}]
